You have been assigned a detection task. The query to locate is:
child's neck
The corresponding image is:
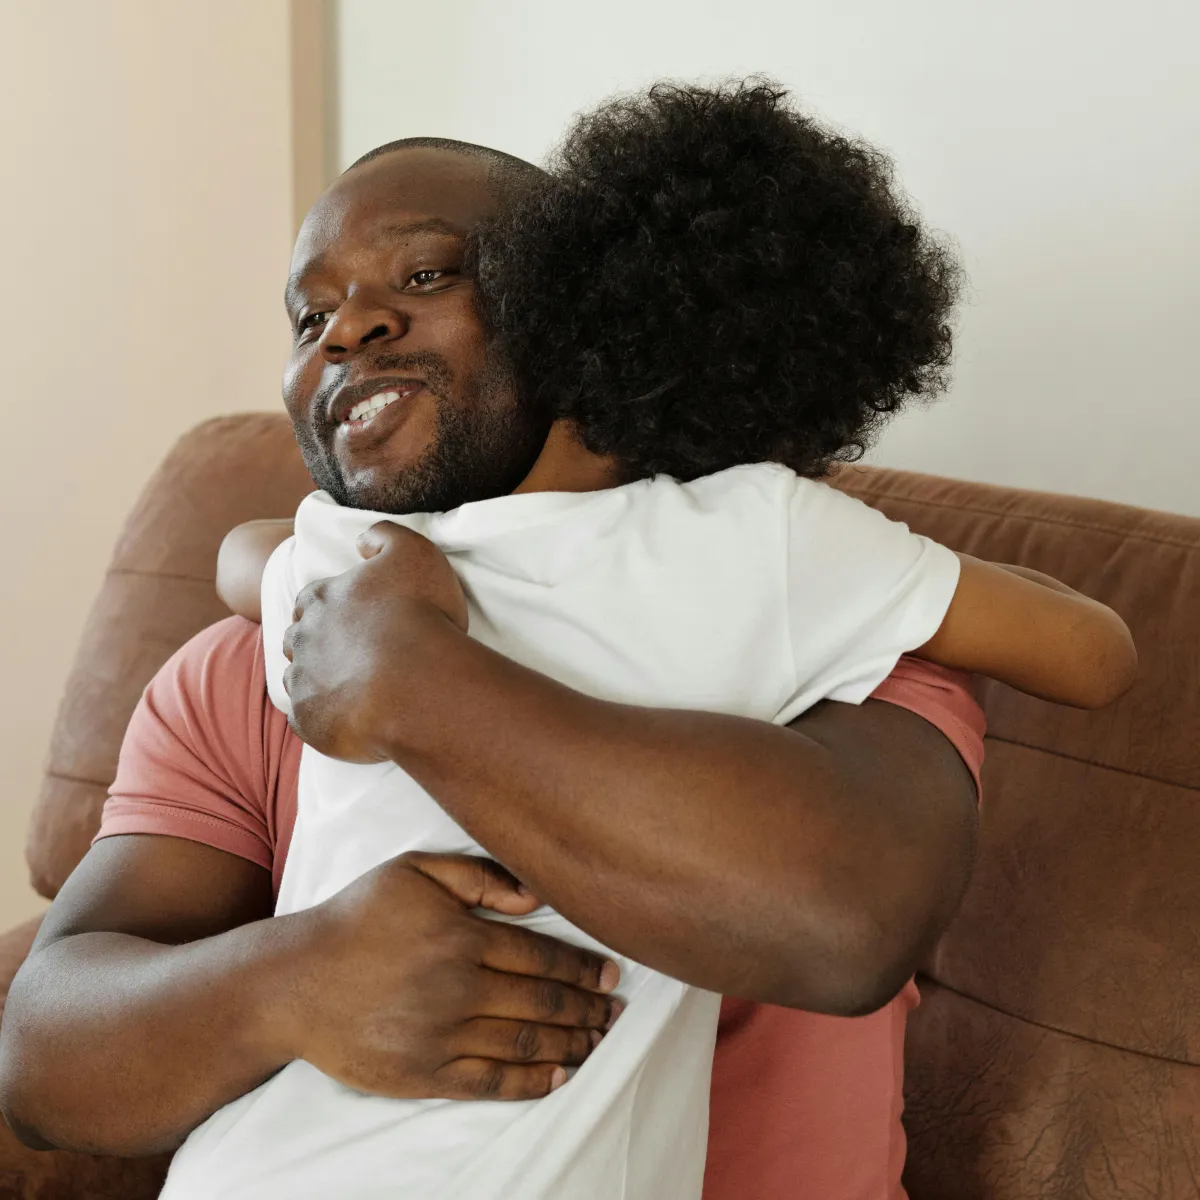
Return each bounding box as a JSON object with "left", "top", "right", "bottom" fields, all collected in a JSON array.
[{"left": 514, "top": 420, "right": 624, "bottom": 495}]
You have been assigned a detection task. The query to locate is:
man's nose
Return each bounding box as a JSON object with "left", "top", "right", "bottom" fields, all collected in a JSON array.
[{"left": 319, "top": 296, "right": 408, "bottom": 362}]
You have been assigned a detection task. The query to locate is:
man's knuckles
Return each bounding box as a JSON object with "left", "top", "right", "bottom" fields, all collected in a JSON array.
[{"left": 438, "top": 1058, "right": 564, "bottom": 1102}]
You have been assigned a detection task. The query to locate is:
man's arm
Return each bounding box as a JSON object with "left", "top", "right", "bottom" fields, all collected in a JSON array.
[
  {"left": 285, "top": 526, "right": 981, "bottom": 1016},
  {"left": 1, "top": 837, "right": 292, "bottom": 1155},
  {"left": 0, "top": 838, "right": 617, "bottom": 1155},
  {"left": 0, "top": 621, "right": 618, "bottom": 1156}
]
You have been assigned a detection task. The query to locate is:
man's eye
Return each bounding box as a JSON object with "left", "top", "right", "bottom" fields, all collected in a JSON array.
[
  {"left": 408, "top": 269, "right": 447, "bottom": 288},
  {"left": 299, "top": 311, "right": 329, "bottom": 333}
]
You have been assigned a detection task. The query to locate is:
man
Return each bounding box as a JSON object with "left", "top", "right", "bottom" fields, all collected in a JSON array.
[{"left": 0, "top": 139, "right": 983, "bottom": 1198}]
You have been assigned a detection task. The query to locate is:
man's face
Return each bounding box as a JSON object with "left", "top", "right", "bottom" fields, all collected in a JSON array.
[{"left": 283, "top": 148, "right": 547, "bottom": 514}]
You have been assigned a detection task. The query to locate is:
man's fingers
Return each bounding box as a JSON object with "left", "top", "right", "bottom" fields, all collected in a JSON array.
[
  {"left": 435, "top": 1058, "right": 570, "bottom": 1102},
  {"left": 401, "top": 852, "right": 541, "bottom": 916},
  {"left": 480, "top": 921, "right": 620, "bottom": 995},
  {"left": 356, "top": 521, "right": 404, "bottom": 560},
  {"left": 292, "top": 578, "right": 325, "bottom": 621},
  {"left": 454, "top": 1018, "right": 600, "bottom": 1067},
  {"left": 355, "top": 520, "right": 433, "bottom": 562},
  {"left": 482, "top": 972, "right": 622, "bottom": 1031}
]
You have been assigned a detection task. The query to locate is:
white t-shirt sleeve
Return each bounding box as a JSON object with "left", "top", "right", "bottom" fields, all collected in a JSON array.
[
  {"left": 261, "top": 535, "right": 299, "bottom": 718},
  {"left": 776, "top": 478, "right": 961, "bottom": 724}
]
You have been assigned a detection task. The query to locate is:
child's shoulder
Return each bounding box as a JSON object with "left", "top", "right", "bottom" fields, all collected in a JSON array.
[
  {"left": 674, "top": 461, "right": 877, "bottom": 517},
  {"left": 666, "top": 464, "right": 918, "bottom": 563},
  {"left": 673, "top": 460, "right": 800, "bottom": 501}
]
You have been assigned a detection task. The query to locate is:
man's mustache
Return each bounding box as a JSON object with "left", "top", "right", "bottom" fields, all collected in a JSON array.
[{"left": 311, "top": 351, "right": 455, "bottom": 426}]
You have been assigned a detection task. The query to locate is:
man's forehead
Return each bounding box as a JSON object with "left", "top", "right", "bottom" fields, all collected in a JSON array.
[{"left": 290, "top": 148, "right": 496, "bottom": 278}]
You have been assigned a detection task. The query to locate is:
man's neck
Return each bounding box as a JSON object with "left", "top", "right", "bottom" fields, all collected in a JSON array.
[{"left": 513, "top": 421, "right": 624, "bottom": 495}]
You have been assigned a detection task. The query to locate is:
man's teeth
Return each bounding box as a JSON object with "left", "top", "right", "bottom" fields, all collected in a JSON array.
[{"left": 346, "top": 390, "right": 401, "bottom": 423}]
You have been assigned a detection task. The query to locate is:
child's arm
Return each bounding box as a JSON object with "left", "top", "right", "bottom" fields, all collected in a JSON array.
[
  {"left": 917, "top": 554, "right": 1138, "bottom": 709},
  {"left": 215, "top": 520, "right": 294, "bottom": 622}
]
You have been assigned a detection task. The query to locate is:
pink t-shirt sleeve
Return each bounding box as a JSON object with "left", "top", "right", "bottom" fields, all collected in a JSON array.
[
  {"left": 96, "top": 616, "right": 299, "bottom": 896},
  {"left": 869, "top": 656, "right": 985, "bottom": 797}
]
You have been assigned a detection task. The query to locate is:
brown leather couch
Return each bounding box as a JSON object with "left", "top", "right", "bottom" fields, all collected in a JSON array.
[{"left": 0, "top": 413, "right": 1196, "bottom": 1198}]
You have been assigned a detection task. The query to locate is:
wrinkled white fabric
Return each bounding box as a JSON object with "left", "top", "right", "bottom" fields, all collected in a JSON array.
[{"left": 162, "top": 463, "right": 960, "bottom": 1200}]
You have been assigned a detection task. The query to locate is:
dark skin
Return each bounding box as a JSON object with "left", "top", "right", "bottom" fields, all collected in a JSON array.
[
  {"left": 0, "top": 148, "right": 978, "bottom": 1156},
  {"left": 281, "top": 524, "right": 977, "bottom": 1007},
  {"left": 0, "top": 843, "right": 618, "bottom": 1154}
]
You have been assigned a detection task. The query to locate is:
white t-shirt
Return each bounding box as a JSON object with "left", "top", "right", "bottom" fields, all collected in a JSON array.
[{"left": 161, "top": 463, "right": 960, "bottom": 1200}]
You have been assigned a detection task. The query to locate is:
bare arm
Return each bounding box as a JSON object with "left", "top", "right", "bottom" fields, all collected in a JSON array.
[
  {"left": 283, "top": 526, "right": 981, "bottom": 1016},
  {"left": 216, "top": 519, "right": 294, "bottom": 621},
  {"left": 0, "top": 839, "right": 616, "bottom": 1155},
  {"left": 0, "top": 837, "right": 293, "bottom": 1154},
  {"left": 917, "top": 554, "right": 1138, "bottom": 709},
  {"left": 382, "top": 622, "right": 976, "bottom": 1016}
]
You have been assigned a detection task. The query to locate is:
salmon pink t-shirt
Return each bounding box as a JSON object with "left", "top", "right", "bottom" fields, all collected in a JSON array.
[{"left": 98, "top": 617, "right": 984, "bottom": 1200}]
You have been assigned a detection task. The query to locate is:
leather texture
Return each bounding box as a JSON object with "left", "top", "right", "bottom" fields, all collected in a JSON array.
[
  {"left": 833, "top": 464, "right": 1200, "bottom": 1199},
  {"left": 25, "top": 415, "right": 313, "bottom": 900},
  {"left": 0, "top": 418, "right": 1196, "bottom": 1197}
]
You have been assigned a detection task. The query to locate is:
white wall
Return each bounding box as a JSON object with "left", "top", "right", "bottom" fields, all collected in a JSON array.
[
  {"left": 0, "top": 1, "right": 295, "bottom": 925},
  {"left": 336, "top": 0, "right": 1200, "bottom": 516}
]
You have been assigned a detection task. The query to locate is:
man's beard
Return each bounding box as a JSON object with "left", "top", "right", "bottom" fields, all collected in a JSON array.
[{"left": 293, "top": 349, "right": 548, "bottom": 515}]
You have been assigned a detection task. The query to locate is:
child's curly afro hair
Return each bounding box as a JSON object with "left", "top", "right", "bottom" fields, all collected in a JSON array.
[{"left": 472, "top": 79, "right": 963, "bottom": 483}]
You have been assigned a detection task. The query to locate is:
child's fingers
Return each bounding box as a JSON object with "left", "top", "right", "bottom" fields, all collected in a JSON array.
[{"left": 434, "top": 1057, "right": 572, "bottom": 1101}]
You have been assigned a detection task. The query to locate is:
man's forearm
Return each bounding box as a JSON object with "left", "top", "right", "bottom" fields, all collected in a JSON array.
[
  {"left": 385, "top": 613, "right": 978, "bottom": 1014},
  {"left": 0, "top": 919, "right": 304, "bottom": 1155}
]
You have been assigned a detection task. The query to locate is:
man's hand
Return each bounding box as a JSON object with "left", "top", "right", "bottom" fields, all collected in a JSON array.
[
  {"left": 278, "top": 524, "right": 979, "bottom": 1014},
  {"left": 0, "top": 838, "right": 619, "bottom": 1155},
  {"left": 284, "top": 852, "right": 621, "bottom": 1101},
  {"left": 283, "top": 522, "right": 466, "bottom": 763}
]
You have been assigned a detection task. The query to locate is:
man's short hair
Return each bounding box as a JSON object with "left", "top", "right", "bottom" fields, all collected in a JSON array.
[{"left": 347, "top": 137, "right": 546, "bottom": 196}]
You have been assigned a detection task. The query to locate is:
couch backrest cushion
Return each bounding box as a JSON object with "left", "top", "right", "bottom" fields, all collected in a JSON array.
[
  {"left": 29, "top": 425, "right": 1200, "bottom": 1195},
  {"left": 28, "top": 414, "right": 313, "bottom": 898},
  {"left": 833, "top": 464, "right": 1200, "bottom": 1198}
]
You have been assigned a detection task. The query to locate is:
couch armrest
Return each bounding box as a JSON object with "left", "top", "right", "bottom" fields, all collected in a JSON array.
[{"left": 0, "top": 915, "right": 42, "bottom": 1021}]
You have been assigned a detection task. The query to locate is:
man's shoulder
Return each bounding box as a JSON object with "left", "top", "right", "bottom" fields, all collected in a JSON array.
[
  {"left": 145, "top": 615, "right": 287, "bottom": 770},
  {"left": 101, "top": 616, "right": 298, "bottom": 881},
  {"left": 168, "top": 614, "right": 265, "bottom": 679}
]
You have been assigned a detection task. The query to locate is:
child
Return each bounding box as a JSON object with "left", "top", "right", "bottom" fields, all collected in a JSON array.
[{"left": 166, "top": 82, "right": 1135, "bottom": 1200}]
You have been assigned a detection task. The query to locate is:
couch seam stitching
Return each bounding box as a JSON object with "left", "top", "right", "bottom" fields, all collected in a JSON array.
[
  {"left": 106, "top": 567, "right": 217, "bottom": 585},
  {"left": 984, "top": 733, "right": 1199, "bottom": 793},
  {"left": 919, "top": 976, "right": 1199, "bottom": 1068},
  {"left": 845, "top": 487, "right": 1200, "bottom": 551},
  {"left": 42, "top": 769, "right": 111, "bottom": 791}
]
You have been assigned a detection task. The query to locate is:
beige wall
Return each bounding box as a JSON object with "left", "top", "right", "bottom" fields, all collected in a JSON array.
[
  {"left": 0, "top": 1, "right": 302, "bottom": 924},
  {"left": 336, "top": 0, "right": 1199, "bottom": 518}
]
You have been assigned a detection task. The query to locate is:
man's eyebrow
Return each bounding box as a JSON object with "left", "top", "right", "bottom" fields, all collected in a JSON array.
[
  {"left": 379, "top": 217, "right": 465, "bottom": 240},
  {"left": 285, "top": 257, "right": 324, "bottom": 311}
]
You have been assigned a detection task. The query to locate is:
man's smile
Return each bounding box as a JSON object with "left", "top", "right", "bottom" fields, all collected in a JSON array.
[
  {"left": 325, "top": 375, "right": 429, "bottom": 455},
  {"left": 281, "top": 148, "right": 547, "bottom": 514},
  {"left": 327, "top": 375, "right": 427, "bottom": 426}
]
